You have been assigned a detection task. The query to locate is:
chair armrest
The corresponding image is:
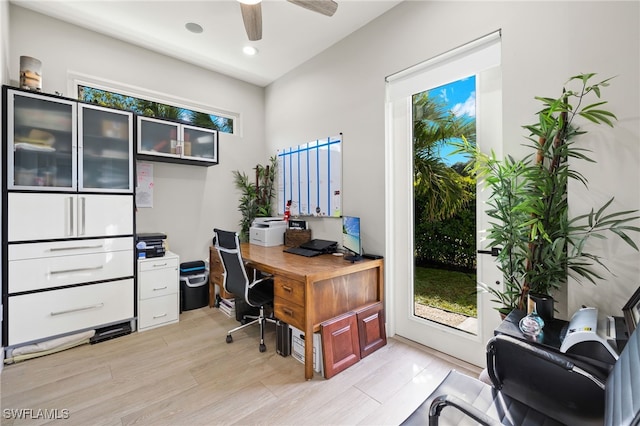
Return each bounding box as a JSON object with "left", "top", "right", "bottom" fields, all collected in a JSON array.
[
  {"left": 429, "top": 394, "right": 501, "bottom": 426},
  {"left": 247, "top": 275, "right": 272, "bottom": 288}
]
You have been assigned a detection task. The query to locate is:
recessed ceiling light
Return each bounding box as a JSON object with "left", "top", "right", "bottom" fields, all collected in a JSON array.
[
  {"left": 243, "top": 46, "right": 258, "bottom": 56},
  {"left": 185, "top": 22, "right": 203, "bottom": 34}
]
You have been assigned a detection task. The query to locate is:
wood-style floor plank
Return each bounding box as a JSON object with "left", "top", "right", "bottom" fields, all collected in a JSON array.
[{"left": 1, "top": 307, "right": 481, "bottom": 425}]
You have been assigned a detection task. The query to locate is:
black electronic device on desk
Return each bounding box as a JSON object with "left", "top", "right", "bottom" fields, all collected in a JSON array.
[
  {"left": 284, "top": 246, "right": 323, "bottom": 257},
  {"left": 284, "top": 239, "right": 338, "bottom": 257}
]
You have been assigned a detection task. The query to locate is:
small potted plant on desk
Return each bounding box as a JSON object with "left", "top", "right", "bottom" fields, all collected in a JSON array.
[{"left": 460, "top": 73, "right": 639, "bottom": 321}]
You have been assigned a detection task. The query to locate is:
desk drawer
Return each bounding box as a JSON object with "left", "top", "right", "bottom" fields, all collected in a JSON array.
[
  {"left": 274, "top": 277, "right": 305, "bottom": 306},
  {"left": 139, "top": 256, "right": 179, "bottom": 272},
  {"left": 138, "top": 294, "right": 179, "bottom": 331},
  {"left": 139, "top": 266, "right": 179, "bottom": 300},
  {"left": 275, "top": 300, "right": 305, "bottom": 330}
]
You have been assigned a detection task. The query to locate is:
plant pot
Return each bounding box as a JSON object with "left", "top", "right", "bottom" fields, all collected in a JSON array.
[{"left": 528, "top": 292, "right": 554, "bottom": 321}]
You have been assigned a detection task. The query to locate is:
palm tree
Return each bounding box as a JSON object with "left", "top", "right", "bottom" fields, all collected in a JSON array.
[
  {"left": 412, "top": 91, "right": 476, "bottom": 222},
  {"left": 136, "top": 100, "right": 181, "bottom": 120}
]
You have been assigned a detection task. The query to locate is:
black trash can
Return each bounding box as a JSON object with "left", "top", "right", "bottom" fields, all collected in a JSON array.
[{"left": 180, "top": 261, "right": 209, "bottom": 312}]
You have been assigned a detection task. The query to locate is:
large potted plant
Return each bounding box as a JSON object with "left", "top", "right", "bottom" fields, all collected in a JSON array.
[
  {"left": 233, "top": 156, "right": 277, "bottom": 242},
  {"left": 459, "top": 73, "right": 639, "bottom": 319}
]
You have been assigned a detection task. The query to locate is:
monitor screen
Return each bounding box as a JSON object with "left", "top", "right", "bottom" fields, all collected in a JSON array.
[{"left": 342, "top": 216, "right": 361, "bottom": 257}]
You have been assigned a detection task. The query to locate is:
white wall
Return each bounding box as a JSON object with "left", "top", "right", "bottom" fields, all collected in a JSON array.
[
  {"left": 7, "top": 5, "right": 267, "bottom": 263},
  {"left": 265, "top": 1, "right": 640, "bottom": 318}
]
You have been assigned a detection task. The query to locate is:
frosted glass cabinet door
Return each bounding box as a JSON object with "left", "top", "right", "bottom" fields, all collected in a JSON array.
[
  {"left": 182, "top": 125, "right": 218, "bottom": 163},
  {"left": 78, "top": 104, "right": 133, "bottom": 192},
  {"left": 137, "top": 116, "right": 180, "bottom": 158},
  {"left": 7, "top": 89, "right": 77, "bottom": 191}
]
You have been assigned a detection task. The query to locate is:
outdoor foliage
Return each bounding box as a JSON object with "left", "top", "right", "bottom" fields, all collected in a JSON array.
[
  {"left": 412, "top": 89, "right": 477, "bottom": 273},
  {"left": 78, "top": 86, "right": 234, "bottom": 133},
  {"left": 415, "top": 184, "right": 476, "bottom": 271}
]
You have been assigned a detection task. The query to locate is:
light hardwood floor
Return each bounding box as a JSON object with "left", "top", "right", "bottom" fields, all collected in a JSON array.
[{"left": 1, "top": 306, "right": 482, "bottom": 426}]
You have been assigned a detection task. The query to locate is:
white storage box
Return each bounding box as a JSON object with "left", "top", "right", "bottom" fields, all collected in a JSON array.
[{"left": 290, "top": 325, "right": 323, "bottom": 375}]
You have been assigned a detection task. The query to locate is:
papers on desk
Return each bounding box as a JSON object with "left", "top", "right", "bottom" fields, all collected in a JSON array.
[{"left": 219, "top": 298, "right": 235, "bottom": 318}]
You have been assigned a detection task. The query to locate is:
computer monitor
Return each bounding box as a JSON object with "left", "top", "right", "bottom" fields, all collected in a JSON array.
[{"left": 342, "top": 216, "right": 362, "bottom": 261}]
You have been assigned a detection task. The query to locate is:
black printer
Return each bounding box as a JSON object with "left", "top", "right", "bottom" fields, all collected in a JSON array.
[{"left": 136, "top": 232, "right": 166, "bottom": 258}]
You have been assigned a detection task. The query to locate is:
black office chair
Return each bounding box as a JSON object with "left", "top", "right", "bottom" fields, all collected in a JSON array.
[
  {"left": 401, "top": 328, "right": 640, "bottom": 426},
  {"left": 213, "top": 228, "right": 277, "bottom": 352}
]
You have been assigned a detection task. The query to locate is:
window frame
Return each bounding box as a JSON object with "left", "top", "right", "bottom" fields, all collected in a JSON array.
[{"left": 67, "top": 72, "right": 238, "bottom": 135}]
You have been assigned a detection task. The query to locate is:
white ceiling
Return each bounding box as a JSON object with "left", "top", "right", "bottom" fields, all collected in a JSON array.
[{"left": 11, "top": 0, "right": 403, "bottom": 87}]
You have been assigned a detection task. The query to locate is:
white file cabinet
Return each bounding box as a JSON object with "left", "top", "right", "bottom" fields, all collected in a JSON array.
[{"left": 137, "top": 251, "right": 180, "bottom": 331}]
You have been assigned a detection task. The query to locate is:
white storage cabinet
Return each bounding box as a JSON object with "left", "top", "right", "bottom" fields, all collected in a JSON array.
[
  {"left": 2, "top": 86, "right": 136, "bottom": 348},
  {"left": 137, "top": 252, "right": 180, "bottom": 331}
]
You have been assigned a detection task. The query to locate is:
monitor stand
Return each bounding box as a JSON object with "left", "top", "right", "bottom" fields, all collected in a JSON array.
[{"left": 344, "top": 254, "right": 363, "bottom": 262}]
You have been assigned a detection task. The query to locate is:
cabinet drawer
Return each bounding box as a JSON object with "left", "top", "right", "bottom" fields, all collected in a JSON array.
[
  {"left": 8, "top": 279, "right": 134, "bottom": 346},
  {"left": 139, "top": 256, "right": 179, "bottom": 272},
  {"left": 9, "top": 249, "right": 134, "bottom": 293},
  {"left": 138, "top": 294, "right": 179, "bottom": 331},
  {"left": 274, "top": 277, "right": 305, "bottom": 306},
  {"left": 274, "top": 300, "right": 305, "bottom": 330},
  {"left": 138, "top": 267, "right": 179, "bottom": 300},
  {"left": 8, "top": 237, "right": 133, "bottom": 260}
]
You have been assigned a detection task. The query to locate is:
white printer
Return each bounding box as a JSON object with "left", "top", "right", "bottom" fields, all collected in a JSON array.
[
  {"left": 560, "top": 306, "right": 620, "bottom": 364},
  {"left": 249, "top": 217, "right": 287, "bottom": 247}
]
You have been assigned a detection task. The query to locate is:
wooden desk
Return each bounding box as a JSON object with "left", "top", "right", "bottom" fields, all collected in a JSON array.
[{"left": 240, "top": 243, "right": 385, "bottom": 380}]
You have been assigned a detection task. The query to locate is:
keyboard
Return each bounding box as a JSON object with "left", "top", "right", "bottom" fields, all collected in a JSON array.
[{"left": 284, "top": 246, "right": 323, "bottom": 257}]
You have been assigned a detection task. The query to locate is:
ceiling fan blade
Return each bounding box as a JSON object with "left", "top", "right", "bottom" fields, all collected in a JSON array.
[
  {"left": 239, "top": 2, "right": 262, "bottom": 41},
  {"left": 287, "top": 0, "right": 338, "bottom": 17}
]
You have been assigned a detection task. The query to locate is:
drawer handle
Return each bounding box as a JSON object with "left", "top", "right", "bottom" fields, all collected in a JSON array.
[
  {"left": 51, "top": 302, "right": 104, "bottom": 316},
  {"left": 151, "top": 262, "right": 168, "bottom": 268},
  {"left": 50, "top": 265, "right": 104, "bottom": 275},
  {"left": 49, "top": 244, "right": 104, "bottom": 252},
  {"left": 153, "top": 313, "right": 168, "bottom": 319},
  {"left": 282, "top": 285, "right": 293, "bottom": 293},
  {"left": 283, "top": 308, "right": 294, "bottom": 316},
  {"left": 153, "top": 286, "right": 168, "bottom": 291}
]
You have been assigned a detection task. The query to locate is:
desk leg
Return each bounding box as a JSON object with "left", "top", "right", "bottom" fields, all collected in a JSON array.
[{"left": 305, "top": 324, "right": 314, "bottom": 380}]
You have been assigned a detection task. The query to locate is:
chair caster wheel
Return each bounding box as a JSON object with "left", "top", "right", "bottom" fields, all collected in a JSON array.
[
  {"left": 259, "top": 343, "right": 266, "bottom": 352},
  {"left": 226, "top": 335, "right": 233, "bottom": 343}
]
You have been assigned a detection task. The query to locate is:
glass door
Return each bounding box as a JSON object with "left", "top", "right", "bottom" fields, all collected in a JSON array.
[
  {"left": 78, "top": 104, "right": 133, "bottom": 192},
  {"left": 7, "top": 89, "right": 77, "bottom": 191},
  {"left": 386, "top": 32, "right": 502, "bottom": 366}
]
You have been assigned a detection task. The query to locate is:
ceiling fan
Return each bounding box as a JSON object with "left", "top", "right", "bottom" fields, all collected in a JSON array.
[{"left": 238, "top": 0, "right": 338, "bottom": 41}]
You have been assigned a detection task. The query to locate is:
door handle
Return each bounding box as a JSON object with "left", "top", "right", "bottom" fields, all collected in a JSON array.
[
  {"left": 80, "top": 196, "right": 86, "bottom": 235},
  {"left": 51, "top": 302, "right": 104, "bottom": 316},
  {"left": 477, "top": 247, "right": 501, "bottom": 257},
  {"left": 68, "top": 196, "right": 74, "bottom": 236}
]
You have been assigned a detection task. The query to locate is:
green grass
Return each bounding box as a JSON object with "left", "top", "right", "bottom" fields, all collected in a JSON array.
[{"left": 414, "top": 266, "right": 477, "bottom": 317}]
